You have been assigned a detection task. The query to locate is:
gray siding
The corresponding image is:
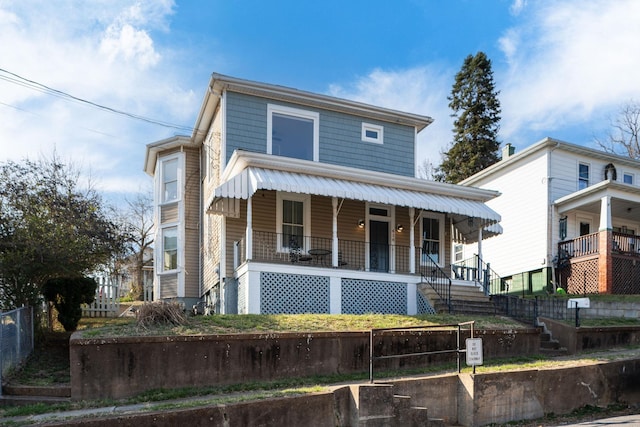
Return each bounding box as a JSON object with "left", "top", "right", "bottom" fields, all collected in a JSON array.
[{"left": 225, "top": 91, "right": 415, "bottom": 177}]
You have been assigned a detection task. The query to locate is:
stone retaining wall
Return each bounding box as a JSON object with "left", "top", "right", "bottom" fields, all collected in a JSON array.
[{"left": 70, "top": 328, "right": 539, "bottom": 400}]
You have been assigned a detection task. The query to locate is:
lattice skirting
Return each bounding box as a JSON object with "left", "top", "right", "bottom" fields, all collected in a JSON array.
[
  {"left": 560, "top": 258, "right": 599, "bottom": 294},
  {"left": 341, "top": 279, "right": 407, "bottom": 314},
  {"left": 260, "top": 272, "right": 330, "bottom": 314},
  {"left": 612, "top": 256, "right": 640, "bottom": 294}
]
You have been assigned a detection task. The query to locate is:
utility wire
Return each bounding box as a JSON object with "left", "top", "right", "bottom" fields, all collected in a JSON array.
[{"left": 0, "top": 67, "right": 197, "bottom": 133}]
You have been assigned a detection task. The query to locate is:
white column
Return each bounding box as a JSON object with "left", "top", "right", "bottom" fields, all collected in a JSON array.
[
  {"left": 246, "top": 197, "right": 253, "bottom": 260},
  {"left": 329, "top": 276, "right": 341, "bottom": 314},
  {"left": 477, "top": 225, "right": 483, "bottom": 261},
  {"left": 599, "top": 195, "right": 612, "bottom": 231},
  {"left": 332, "top": 197, "right": 339, "bottom": 267},
  {"left": 409, "top": 208, "right": 416, "bottom": 274}
]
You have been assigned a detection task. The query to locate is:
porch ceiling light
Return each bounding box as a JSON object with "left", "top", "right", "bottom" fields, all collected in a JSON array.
[
  {"left": 358, "top": 219, "right": 365, "bottom": 228},
  {"left": 396, "top": 224, "right": 404, "bottom": 232}
]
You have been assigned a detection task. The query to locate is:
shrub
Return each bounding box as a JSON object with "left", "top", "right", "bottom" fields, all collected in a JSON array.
[{"left": 42, "top": 277, "right": 97, "bottom": 331}]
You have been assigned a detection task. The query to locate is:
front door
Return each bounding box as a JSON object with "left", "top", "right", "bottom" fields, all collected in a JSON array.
[{"left": 369, "top": 220, "right": 389, "bottom": 272}]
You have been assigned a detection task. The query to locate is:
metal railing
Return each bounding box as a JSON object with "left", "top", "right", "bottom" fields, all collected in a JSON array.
[
  {"left": 453, "top": 255, "right": 509, "bottom": 296},
  {"left": 419, "top": 252, "right": 451, "bottom": 312},
  {"left": 0, "top": 306, "right": 34, "bottom": 396},
  {"left": 492, "top": 295, "right": 571, "bottom": 326},
  {"left": 369, "top": 321, "right": 475, "bottom": 382},
  {"left": 236, "top": 231, "right": 418, "bottom": 274}
]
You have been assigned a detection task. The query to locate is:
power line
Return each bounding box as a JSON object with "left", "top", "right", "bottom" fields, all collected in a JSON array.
[{"left": 0, "top": 67, "right": 197, "bottom": 133}]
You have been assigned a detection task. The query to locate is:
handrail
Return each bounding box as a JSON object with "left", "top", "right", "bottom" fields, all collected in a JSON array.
[
  {"left": 453, "top": 254, "right": 508, "bottom": 296},
  {"left": 420, "top": 252, "right": 451, "bottom": 312},
  {"left": 369, "top": 321, "right": 475, "bottom": 382}
]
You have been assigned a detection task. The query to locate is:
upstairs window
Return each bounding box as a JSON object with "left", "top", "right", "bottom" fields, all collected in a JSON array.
[
  {"left": 161, "top": 157, "right": 179, "bottom": 203},
  {"left": 362, "top": 122, "right": 384, "bottom": 144},
  {"left": 578, "top": 163, "right": 589, "bottom": 190},
  {"left": 268, "top": 104, "right": 319, "bottom": 161},
  {"left": 624, "top": 173, "right": 634, "bottom": 185}
]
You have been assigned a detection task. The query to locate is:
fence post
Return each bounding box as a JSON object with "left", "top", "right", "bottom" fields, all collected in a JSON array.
[{"left": 533, "top": 296, "right": 539, "bottom": 327}]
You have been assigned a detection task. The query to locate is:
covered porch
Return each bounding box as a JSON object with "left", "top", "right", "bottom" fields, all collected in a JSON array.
[
  {"left": 555, "top": 180, "right": 640, "bottom": 294},
  {"left": 210, "top": 151, "right": 502, "bottom": 314}
]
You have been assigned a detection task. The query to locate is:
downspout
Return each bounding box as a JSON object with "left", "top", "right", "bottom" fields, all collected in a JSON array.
[{"left": 547, "top": 141, "right": 560, "bottom": 290}]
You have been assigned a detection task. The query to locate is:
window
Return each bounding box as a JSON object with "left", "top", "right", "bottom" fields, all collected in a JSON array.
[
  {"left": 578, "top": 163, "right": 589, "bottom": 190},
  {"left": 453, "top": 244, "right": 463, "bottom": 263},
  {"left": 162, "top": 157, "right": 179, "bottom": 203},
  {"left": 362, "top": 122, "right": 384, "bottom": 144},
  {"left": 421, "top": 214, "right": 444, "bottom": 265},
  {"left": 624, "top": 173, "right": 634, "bottom": 185},
  {"left": 162, "top": 226, "right": 178, "bottom": 271},
  {"left": 276, "top": 192, "right": 310, "bottom": 251},
  {"left": 559, "top": 216, "right": 567, "bottom": 240},
  {"left": 268, "top": 104, "right": 319, "bottom": 161}
]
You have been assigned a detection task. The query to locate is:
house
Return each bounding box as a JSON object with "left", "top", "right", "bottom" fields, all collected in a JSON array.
[
  {"left": 143, "top": 73, "right": 502, "bottom": 314},
  {"left": 460, "top": 137, "right": 640, "bottom": 296}
]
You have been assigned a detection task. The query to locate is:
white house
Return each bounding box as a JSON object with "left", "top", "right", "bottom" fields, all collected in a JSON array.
[
  {"left": 144, "top": 73, "right": 503, "bottom": 314},
  {"left": 460, "top": 138, "right": 640, "bottom": 295}
]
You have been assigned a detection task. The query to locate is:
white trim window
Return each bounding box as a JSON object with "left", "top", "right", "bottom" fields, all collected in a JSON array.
[
  {"left": 276, "top": 192, "right": 310, "bottom": 251},
  {"left": 362, "top": 122, "right": 384, "bottom": 144},
  {"left": 623, "top": 172, "right": 634, "bottom": 185},
  {"left": 578, "top": 162, "right": 590, "bottom": 190},
  {"left": 421, "top": 212, "right": 444, "bottom": 266},
  {"left": 161, "top": 226, "right": 179, "bottom": 272},
  {"left": 267, "top": 104, "right": 319, "bottom": 161},
  {"left": 160, "top": 155, "right": 180, "bottom": 203}
]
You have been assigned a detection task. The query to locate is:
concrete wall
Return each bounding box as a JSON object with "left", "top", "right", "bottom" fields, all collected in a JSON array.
[
  {"left": 541, "top": 317, "right": 640, "bottom": 354},
  {"left": 59, "top": 358, "right": 640, "bottom": 427},
  {"left": 70, "top": 328, "right": 540, "bottom": 400}
]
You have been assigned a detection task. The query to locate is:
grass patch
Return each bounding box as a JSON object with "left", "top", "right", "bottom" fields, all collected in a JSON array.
[{"left": 75, "top": 312, "right": 527, "bottom": 338}]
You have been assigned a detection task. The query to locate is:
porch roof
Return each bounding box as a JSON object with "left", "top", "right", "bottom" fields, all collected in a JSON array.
[{"left": 210, "top": 166, "right": 502, "bottom": 242}]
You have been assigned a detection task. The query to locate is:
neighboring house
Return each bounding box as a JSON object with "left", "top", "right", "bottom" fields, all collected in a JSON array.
[
  {"left": 460, "top": 138, "right": 640, "bottom": 295},
  {"left": 143, "top": 73, "right": 502, "bottom": 314}
]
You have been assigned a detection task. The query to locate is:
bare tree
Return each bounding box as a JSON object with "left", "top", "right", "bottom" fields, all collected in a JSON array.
[
  {"left": 417, "top": 158, "right": 437, "bottom": 180},
  {"left": 595, "top": 100, "right": 640, "bottom": 159},
  {"left": 117, "top": 191, "right": 154, "bottom": 300}
]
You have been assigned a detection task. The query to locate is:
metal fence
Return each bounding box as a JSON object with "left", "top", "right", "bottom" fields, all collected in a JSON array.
[
  {"left": 492, "top": 295, "right": 572, "bottom": 326},
  {"left": 0, "top": 306, "right": 34, "bottom": 396}
]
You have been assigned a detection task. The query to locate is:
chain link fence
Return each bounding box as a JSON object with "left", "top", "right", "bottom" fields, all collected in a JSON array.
[{"left": 0, "top": 306, "right": 34, "bottom": 396}]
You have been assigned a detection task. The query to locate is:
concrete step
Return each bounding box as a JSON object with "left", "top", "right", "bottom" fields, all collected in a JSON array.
[
  {"left": 2, "top": 384, "right": 71, "bottom": 399},
  {"left": 0, "top": 394, "right": 71, "bottom": 407}
]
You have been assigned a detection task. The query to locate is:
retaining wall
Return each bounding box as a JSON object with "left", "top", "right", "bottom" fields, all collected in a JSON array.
[
  {"left": 70, "top": 328, "right": 539, "bottom": 400},
  {"left": 59, "top": 357, "right": 640, "bottom": 426},
  {"left": 540, "top": 317, "right": 640, "bottom": 354}
]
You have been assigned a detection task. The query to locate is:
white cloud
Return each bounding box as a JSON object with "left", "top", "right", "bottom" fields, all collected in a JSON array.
[
  {"left": 0, "top": 0, "right": 195, "bottom": 200},
  {"left": 328, "top": 67, "right": 454, "bottom": 173},
  {"left": 498, "top": 0, "right": 640, "bottom": 146}
]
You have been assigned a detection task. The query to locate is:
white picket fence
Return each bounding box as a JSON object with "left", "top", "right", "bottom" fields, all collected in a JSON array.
[{"left": 83, "top": 276, "right": 121, "bottom": 318}]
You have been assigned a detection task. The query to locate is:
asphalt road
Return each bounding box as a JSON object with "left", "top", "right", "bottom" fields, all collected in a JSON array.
[{"left": 560, "top": 414, "right": 640, "bottom": 426}]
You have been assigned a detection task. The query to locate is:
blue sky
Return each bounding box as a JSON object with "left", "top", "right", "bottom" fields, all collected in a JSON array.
[{"left": 1, "top": 0, "right": 640, "bottom": 202}]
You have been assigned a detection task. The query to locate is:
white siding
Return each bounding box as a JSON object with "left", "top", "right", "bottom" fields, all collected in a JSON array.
[{"left": 470, "top": 150, "right": 550, "bottom": 277}]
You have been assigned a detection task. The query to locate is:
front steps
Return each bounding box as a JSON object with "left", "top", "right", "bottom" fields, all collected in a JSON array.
[{"left": 419, "top": 283, "right": 499, "bottom": 315}]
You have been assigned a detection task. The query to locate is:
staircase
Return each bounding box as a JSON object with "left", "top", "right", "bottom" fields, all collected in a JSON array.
[
  {"left": 418, "top": 283, "right": 499, "bottom": 315},
  {"left": 537, "top": 321, "right": 568, "bottom": 356}
]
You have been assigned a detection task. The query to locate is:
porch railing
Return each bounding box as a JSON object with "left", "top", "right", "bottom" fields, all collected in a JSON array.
[
  {"left": 419, "top": 252, "right": 451, "bottom": 312},
  {"left": 558, "top": 232, "right": 599, "bottom": 258},
  {"left": 235, "top": 231, "right": 419, "bottom": 274},
  {"left": 612, "top": 232, "right": 639, "bottom": 254},
  {"left": 453, "top": 255, "right": 509, "bottom": 296}
]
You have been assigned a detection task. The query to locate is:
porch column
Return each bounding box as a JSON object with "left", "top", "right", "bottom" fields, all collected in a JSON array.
[
  {"left": 477, "top": 224, "right": 483, "bottom": 284},
  {"left": 332, "top": 197, "right": 339, "bottom": 267},
  {"left": 598, "top": 195, "right": 613, "bottom": 293},
  {"left": 246, "top": 196, "right": 253, "bottom": 261},
  {"left": 409, "top": 208, "right": 415, "bottom": 274}
]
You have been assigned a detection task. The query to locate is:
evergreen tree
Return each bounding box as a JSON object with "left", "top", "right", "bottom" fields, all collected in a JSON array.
[{"left": 436, "top": 52, "right": 501, "bottom": 183}]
